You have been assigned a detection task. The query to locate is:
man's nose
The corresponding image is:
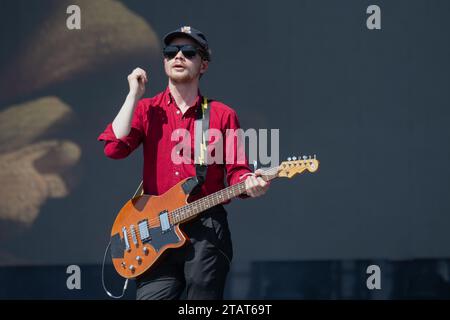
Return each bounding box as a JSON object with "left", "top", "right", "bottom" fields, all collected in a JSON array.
[{"left": 175, "top": 50, "right": 185, "bottom": 60}]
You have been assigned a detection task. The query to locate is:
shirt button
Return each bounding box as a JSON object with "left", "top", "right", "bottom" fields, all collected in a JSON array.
[
  {"left": 175, "top": 171, "right": 179, "bottom": 176},
  {"left": 176, "top": 110, "right": 180, "bottom": 115}
]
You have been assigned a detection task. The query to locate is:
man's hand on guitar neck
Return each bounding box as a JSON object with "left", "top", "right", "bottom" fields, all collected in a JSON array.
[{"left": 242, "top": 169, "right": 270, "bottom": 198}]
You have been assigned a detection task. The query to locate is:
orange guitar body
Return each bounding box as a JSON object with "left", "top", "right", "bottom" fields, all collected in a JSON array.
[{"left": 110, "top": 177, "right": 195, "bottom": 279}]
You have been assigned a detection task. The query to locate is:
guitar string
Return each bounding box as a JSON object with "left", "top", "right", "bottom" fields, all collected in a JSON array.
[{"left": 166, "top": 164, "right": 314, "bottom": 224}]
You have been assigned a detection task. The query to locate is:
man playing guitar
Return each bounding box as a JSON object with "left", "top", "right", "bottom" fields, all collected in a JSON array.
[{"left": 98, "top": 26, "right": 269, "bottom": 300}]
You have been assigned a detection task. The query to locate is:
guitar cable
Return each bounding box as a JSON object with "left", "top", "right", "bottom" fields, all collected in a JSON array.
[{"left": 101, "top": 241, "right": 129, "bottom": 299}]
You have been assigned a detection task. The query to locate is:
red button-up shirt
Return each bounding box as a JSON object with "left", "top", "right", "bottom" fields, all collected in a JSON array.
[{"left": 98, "top": 87, "right": 252, "bottom": 201}]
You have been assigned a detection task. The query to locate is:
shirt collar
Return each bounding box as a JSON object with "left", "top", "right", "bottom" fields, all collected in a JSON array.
[{"left": 164, "top": 86, "right": 203, "bottom": 110}]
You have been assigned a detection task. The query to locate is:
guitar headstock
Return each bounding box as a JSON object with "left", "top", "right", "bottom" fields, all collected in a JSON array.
[{"left": 278, "top": 155, "right": 320, "bottom": 178}]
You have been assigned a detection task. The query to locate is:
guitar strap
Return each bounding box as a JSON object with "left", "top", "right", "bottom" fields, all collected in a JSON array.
[{"left": 192, "top": 96, "right": 210, "bottom": 193}]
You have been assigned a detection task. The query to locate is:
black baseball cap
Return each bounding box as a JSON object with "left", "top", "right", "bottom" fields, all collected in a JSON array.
[{"left": 163, "top": 26, "right": 211, "bottom": 61}]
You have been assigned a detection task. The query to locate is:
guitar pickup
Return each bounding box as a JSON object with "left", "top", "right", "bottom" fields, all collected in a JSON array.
[
  {"left": 159, "top": 211, "right": 171, "bottom": 233},
  {"left": 138, "top": 219, "right": 151, "bottom": 242}
]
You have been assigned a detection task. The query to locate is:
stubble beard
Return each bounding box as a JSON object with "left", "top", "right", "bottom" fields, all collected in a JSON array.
[
  {"left": 169, "top": 72, "right": 191, "bottom": 83},
  {"left": 168, "top": 66, "right": 201, "bottom": 84}
]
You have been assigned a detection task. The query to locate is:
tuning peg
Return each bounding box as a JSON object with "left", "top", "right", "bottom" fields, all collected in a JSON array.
[
  {"left": 292, "top": 156, "right": 297, "bottom": 160},
  {"left": 287, "top": 157, "right": 292, "bottom": 161},
  {"left": 309, "top": 155, "right": 312, "bottom": 159},
  {"left": 303, "top": 155, "right": 307, "bottom": 160},
  {"left": 314, "top": 154, "right": 316, "bottom": 159}
]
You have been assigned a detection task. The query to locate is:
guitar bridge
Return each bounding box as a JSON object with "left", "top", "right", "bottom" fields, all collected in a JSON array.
[{"left": 122, "top": 227, "right": 130, "bottom": 252}]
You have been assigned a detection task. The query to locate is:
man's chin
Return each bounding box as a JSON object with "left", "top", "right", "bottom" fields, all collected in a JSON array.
[
  {"left": 170, "top": 75, "right": 190, "bottom": 83},
  {"left": 169, "top": 72, "right": 198, "bottom": 84}
]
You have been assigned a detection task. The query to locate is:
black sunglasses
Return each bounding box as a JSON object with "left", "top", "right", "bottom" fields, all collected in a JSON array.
[{"left": 163, "top": 45, "right": 201, "bottom": 60}]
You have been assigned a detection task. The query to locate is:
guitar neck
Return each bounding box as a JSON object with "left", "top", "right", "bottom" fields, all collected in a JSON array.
[
  {"left": 171, "top": 168, "right": 277, "bottom": 225},
  {"left": 170, "top": 156, "right": 320, "bottom": 224}
]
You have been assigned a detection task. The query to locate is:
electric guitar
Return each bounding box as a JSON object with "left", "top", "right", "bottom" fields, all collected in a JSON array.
[{"left": 109, "top": 155, "right": 319, "bottom": 279}]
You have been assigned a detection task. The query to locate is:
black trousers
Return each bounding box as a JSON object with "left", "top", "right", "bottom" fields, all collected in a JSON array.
[{"left": 135, "top": 205, "right": 233, "bottom": 300}]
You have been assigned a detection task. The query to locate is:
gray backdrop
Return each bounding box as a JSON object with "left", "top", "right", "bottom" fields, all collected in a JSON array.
[{"left": 0, "top": 0, "right": 449, "bottom": 266}]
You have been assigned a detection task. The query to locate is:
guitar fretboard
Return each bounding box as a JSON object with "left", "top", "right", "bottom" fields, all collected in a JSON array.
[
  {"left": 170, "top": 180, "right": 247, "bottom": 224},
  {"left": 170, "top": 167, "right": 278, "bottom": 224}
]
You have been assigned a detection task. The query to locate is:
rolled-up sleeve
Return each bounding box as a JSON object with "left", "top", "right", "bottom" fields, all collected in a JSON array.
[
  {"left": 224, "top": 110, "right": 252, "bottom": 198},
  {"left": 97, "top": 102, "right": 144, "bottom": 159}
]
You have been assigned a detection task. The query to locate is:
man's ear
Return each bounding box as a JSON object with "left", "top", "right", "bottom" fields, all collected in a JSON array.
[{"left": 200, "top": 60, "right": 209, "bottom": 75}]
